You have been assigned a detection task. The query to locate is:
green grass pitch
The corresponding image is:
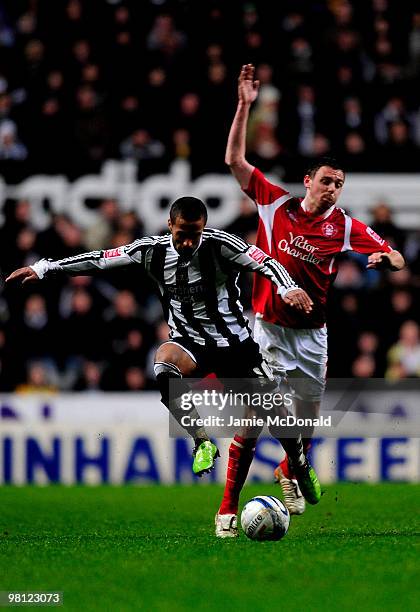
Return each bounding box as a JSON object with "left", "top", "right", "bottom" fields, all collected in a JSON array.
[{"left": 1, "top": 484, "right": 419, "bottom": 611}]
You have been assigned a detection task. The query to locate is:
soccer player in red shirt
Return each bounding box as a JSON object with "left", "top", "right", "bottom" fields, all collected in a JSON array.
[{"left": 216, "top": 64, "right": 405, "bottom": 526}]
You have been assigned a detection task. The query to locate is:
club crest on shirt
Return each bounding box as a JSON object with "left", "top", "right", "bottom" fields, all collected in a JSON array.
[{"left": 321, "top": 222, "right": 338, "bottom": 238}]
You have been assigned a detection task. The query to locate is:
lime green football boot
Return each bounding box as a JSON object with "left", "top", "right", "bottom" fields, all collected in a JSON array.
[
  {"left": 192, "top": 440, "right": 220, "bottom": 477},
  {"left": 292, "top": 459, "right": 322, "bottom": 505}
]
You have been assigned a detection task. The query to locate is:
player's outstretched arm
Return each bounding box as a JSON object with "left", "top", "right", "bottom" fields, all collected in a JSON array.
[
  {"left": 6, "top": 242, "right": 146, "bottom": 285},
  {"left": 225, "top": 64, "right": 258, "bottom": 189},
  {"left": 367, "top": 249, "right": 405, "bottom": 271}
]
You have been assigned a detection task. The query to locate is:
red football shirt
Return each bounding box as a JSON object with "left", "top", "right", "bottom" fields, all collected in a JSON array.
[{"left": 244, "top": 168, "right": 392, "bottom": 329}]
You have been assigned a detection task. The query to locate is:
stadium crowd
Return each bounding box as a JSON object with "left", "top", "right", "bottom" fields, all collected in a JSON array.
[
  {"left": 0, "top": 0, "right": 419, "bottom": 391},
  {"left": 0, "top": 0, "right": 420, "bottom": 181}
]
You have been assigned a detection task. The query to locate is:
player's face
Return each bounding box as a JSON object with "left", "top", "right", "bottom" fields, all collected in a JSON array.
[
  {"left": 304, "top": 166, "right": 345, "bottom": 210},
  {"left": 169, "top": 216, "right": 206, "bottom": 258}
]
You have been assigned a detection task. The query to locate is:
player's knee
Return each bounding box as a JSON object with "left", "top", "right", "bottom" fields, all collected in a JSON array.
[{"left": 155, "top": 343, "right": 196, "bottom": 376}]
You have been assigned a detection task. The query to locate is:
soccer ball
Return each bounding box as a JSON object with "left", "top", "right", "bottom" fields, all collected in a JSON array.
[{"left": 241, "top": 495, "right": 290, "bottom": 541}]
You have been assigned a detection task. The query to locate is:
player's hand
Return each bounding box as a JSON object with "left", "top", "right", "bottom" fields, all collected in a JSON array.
[
  {"left": 238, "top": 64, "right": 260, "bottom": 105},
  {"left": 6, "top": 266, "right": 39, "bottom": 284},
  {"left": 283, "top": 288, "right": 313, "bottom": 313},
  {"left": 366, "top": 252, "right": 394, "bottom": 270}
]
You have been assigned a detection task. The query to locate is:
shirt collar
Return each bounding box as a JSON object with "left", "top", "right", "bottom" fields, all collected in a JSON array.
[{"left": 300, "top": 199, "right": 336, "bottom": 220}]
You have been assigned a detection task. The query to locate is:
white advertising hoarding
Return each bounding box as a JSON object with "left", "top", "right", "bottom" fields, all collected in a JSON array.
[{"left": 0, "top": 393, "right": 419, "bottom": 484}]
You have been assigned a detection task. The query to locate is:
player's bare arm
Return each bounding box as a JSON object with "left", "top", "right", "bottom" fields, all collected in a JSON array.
[
  {"left": 6, "top": 266, "right": 39, "bottom": 284},
  {"left": 366, "top": 249, "right": 405, "bottom": 271},
  {"left": 225, "top": 64, "right": 258, "bottom": 189}
]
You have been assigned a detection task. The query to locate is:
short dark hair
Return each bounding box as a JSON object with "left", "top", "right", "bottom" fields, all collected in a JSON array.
[
  {"left": 305, "top": 157, "right": 345, "bottom": 179},
  {"left": 170, "top": 196, "right": 208, "bottom": 224}
]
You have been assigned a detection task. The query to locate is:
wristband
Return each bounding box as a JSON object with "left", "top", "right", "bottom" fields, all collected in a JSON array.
[{"left": 30, "top": 259, "right": 53, "bottom": 279}]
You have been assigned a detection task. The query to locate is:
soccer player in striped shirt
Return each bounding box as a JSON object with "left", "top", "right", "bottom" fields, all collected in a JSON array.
[
  {"left": 7, "top": 197, "right": 321, "bottom": 532},
  {"left": 223, "top": 64, "right": 405, "bottom": 516}
]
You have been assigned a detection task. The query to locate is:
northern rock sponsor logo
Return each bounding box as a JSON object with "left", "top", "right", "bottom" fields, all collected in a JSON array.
[{"left": 278, "top": 233, "right": 323, "bottom": 264}]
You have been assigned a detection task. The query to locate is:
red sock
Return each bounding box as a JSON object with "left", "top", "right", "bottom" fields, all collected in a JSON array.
[
  {"left": 278, "top": 456, "right": 293, "bottom": 479},
  {"left": 219, "top": 435, "right": 256, "bottom": 515},
  {"left": 279, "top": 440, "right": 312, "bottom": 480}
]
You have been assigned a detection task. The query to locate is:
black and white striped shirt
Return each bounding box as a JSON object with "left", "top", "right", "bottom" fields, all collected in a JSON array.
[{"left": 32, "top": 228, "right": 299, "bottom": 348}]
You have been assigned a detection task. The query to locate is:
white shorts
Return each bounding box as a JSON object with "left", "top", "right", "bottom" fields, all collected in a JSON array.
[{"left": 253, "top": 316, "right": 328, "bottom": 402}]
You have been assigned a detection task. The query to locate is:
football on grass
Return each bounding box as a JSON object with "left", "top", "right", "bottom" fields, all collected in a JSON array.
[{"left": 241, "top": 495, "right": 290, "bottom": 541}]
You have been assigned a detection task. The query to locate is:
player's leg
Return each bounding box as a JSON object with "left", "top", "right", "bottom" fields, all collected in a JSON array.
[
  {"left": 254, "top": 318, "right": 323, "bottom": 511},
  {"left": 215, "top": 339, "right": 268, "bottom": 537},
  {"left": 276, "top": 398, "right": 319, "bottom": 467},
  {"left": 267, "top": 388, "right": 321, "bottom": 506},
  {"left": 154, "top": 341, "right": 219, "bottom": 476},
  {"left": 216, "top": 406, "right": 265, "bottom": 537},
  {"left": 253, "top": 318, "right": 305, "bottom": 511},
  {"left": 273, "top": 396, "right": 320, "bottom": 513},
  {"left": 274, "top": 327, "right": 327, "bottom": 512}
]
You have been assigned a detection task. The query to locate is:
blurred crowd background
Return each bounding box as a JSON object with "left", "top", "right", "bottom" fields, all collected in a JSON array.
[
  {"left": 0, "top": 0, "right": 420, "bottom": 391},
  {"left": 1, "top": 0, "right": 420, "bottom": 180}
]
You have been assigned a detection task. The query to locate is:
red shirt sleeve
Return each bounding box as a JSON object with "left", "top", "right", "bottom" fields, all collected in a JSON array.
[
  {"left": 350, "top": 218, "right": 392, "bottom": 253},
  {"left": 244, "top": 168, "right": 289, "bottom": 205}
]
